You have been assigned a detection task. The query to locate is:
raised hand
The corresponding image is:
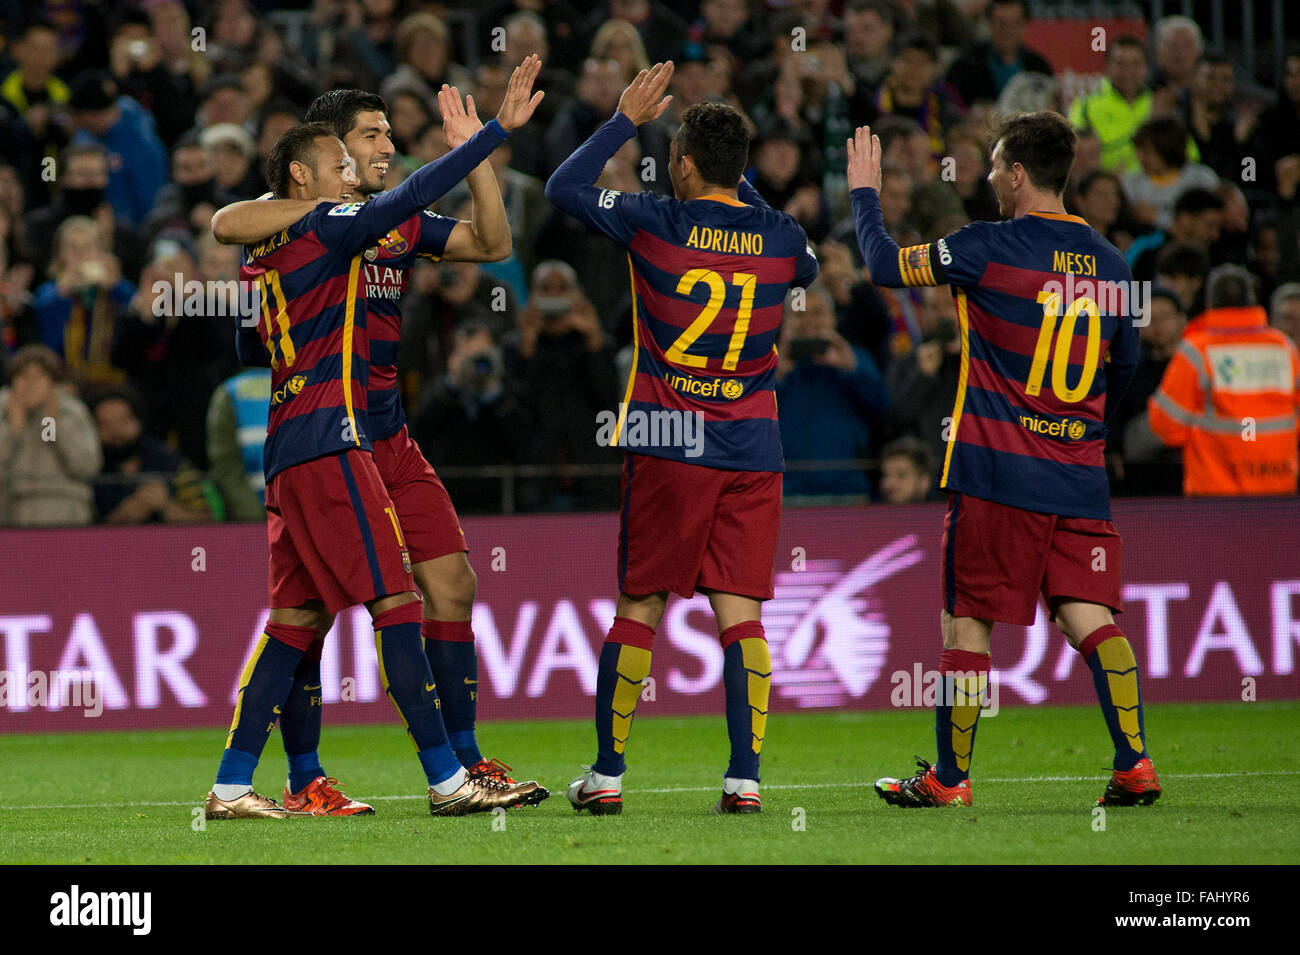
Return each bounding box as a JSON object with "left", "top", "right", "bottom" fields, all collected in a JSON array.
[
  {"left": 846, "top": 125, "right": 882, "bottom": 193},
  {"left": 617, "top": 61, "right": 674, "bottom": 127},
  {"left": 439, "top": 84, "right": 483, "bottom": 149},
  {"left": 495, "top": 53, "right": 545, "bottom": 132}
]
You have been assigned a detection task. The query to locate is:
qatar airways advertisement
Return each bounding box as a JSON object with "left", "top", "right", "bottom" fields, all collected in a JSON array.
[{"left": 1, "top": 498, "right": 1297, "bottom": 732}]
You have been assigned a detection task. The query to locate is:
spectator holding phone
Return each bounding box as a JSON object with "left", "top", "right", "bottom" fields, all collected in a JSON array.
[
  {"left": 511, "top": 260, "right": 620, "bottom": 510},
  {"left": 776, "top": 282, "right": 890, "bottom": 499},
  {"left": 0, "top": 345, "right": 101, "bottom": 526}
]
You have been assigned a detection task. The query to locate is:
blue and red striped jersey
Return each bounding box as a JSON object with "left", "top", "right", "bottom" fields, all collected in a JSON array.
[
  {"left": 853, "top": 186, "right": 1138, "bottom": 518},
  {"left": 233, "top": 119, "right": 510, "bottom": 479},
  {"left": 546, "top": 113, "right": 819, "bottom": 472},
  {"left": 363, "top": 210, "right": 457, "bottom": 440}
]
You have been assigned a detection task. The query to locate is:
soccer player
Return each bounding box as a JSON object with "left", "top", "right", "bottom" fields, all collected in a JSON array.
[
  {"left": 545, "top": 63, "right": 819, "bottom": 814},
  {"left": 212, "top": 68, "right": 548, "bottom": 813},
  {"left": 846, "top": 114, "right": 1161, "bottom": 808},
  {"left": 203, "top": 62, "right": 544, "bottom": 819}
]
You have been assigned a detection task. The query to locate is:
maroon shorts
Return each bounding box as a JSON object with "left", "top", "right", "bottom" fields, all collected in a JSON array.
[
  {"left": 266, "top": 449, "right": 415, "bottom": 614},
  {"left": 940, "top": 491, "right": 1122, "bottom": 626},
  {"left": 372, "top": 425, "right": 468, "bottom": 564},
  {"left": 618, "top": 452, "right": 782, "bottom": 600}
]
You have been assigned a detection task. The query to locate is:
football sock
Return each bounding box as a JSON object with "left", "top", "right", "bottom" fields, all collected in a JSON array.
[
  {"left": 1078, "top": 625, "right": 1148, "bottom": 771},
  {"left": 280, "top": 634, "right": 326, "bottom": 793},
  {"left": 592, "top": 616, "right": 654, "bottom": 778},
  {"left": 374, "top": 601, "right": 462, "bottom": 787},
  {"left": 216, "top": 623, "right": 313, "bottom": 787},
  {"left": 422, "top": 619, "right": 483, "bottom": 767},
  {"left": 721, "top": 621, "right": 769, "bottom": 782},
  {"left": 212, "top": 782, "right": 253, "bottom": 801},
  {"left": 933, "top": 648, "right": 989, "bottom": 788}
]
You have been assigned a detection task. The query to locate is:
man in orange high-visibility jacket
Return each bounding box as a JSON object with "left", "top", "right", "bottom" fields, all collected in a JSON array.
[{"left": 1149, "top": 264, "right": 1300, "bottom": 494}]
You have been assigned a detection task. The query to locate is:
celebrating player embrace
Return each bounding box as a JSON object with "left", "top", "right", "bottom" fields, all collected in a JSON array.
[
  {"left": 546, "top": 63, "right": 818, "bottom": 814},
  {"left": 203, "top": 58, "right": 546, "bottom": 819},
  {"left": 846, "top": 113, "right": 1161, "bottom": 808}
]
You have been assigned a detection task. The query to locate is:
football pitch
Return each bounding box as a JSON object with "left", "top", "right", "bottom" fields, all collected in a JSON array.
[{"left": 1, "top": 701, "right": 1296, "bottom": 865}]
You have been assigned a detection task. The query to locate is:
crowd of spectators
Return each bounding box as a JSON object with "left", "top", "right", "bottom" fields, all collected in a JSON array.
[{"left": 0, "top": 0, "right": 1297, "bottom": 526}]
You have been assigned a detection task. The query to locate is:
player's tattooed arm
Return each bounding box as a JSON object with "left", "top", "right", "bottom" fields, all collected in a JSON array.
[
  {"left": 438, "top": 83, "right": 511, "bottom": 262},
  {"left": 210, "top": 198, "right": 329, "bottom": 245},
  {"left": 210, "top": 198, "right": 330, "bottom": 245}
]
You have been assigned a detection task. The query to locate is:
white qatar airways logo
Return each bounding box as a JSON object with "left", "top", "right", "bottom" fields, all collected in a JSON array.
[{"left": 766, "top": 536, "right": 925, "bottom": 707}]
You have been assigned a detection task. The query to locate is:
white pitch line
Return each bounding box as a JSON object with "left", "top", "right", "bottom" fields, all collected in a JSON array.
[{"left": 4, "top": 769, "right": 1299, "bottom": 811}]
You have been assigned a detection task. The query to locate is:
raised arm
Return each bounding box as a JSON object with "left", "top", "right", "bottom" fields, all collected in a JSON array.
[
  {"left": 846, "top": 125, "right": 912, "bottom": 288},
  {"left": 211, "top": 197, "right": 325, "bottom": 245},
  {"left": 437, "top": 83, "right": 511, "bottom": 262},
  {"left": 545, "top": 62, "right": 673, "bottom": 232},
  {"left": 323, "top": 55, "right": 545, "bottom": 253}
]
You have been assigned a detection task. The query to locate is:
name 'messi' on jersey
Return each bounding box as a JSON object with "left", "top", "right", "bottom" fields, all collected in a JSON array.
[{"left": 850, "top": 182, "right": 1140, "bottom": 520}]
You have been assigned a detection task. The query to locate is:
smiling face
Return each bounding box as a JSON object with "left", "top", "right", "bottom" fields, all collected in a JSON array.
[
  {"left": 295, "top": 136, "right": 359, "bottom": 201},
  {"left": 342, "top": 109, "right": 395, "bottom": 195}
]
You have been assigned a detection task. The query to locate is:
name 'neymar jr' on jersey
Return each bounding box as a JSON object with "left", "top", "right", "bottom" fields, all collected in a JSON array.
[{"left": 237, "top": 120, "right": 509, "bottom": 482}]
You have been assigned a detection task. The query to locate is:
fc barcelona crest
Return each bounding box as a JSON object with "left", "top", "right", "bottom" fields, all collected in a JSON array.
[{"left": 377, "top": 228, "right": 409, "bottom": 256}]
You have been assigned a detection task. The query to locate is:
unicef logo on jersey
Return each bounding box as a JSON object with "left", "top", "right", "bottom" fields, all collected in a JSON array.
[
  {"left": 720, "top": 379, "right": 743, "bottom": 400},
  {"left": 270, "top": 374, "right": 308, "bottom": 407},
  {"left": 766, "top": 537, "right": 924, "bottom": 707}
]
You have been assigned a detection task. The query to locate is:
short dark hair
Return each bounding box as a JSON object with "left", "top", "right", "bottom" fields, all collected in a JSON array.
[
  {"left": 881, "top": 436, "right": 935, "bottom": 476},
  {"left": 265, "top": 122, "right": 336, "bottom": 198},
  {"left": 1133, "top": 117, "right": 1188, "bottom": 169},
  {"left": 990, "top": 0, "right": 1030, "bottom": 16},
  {"left": 894, "top": 30, "right": 938, "bottom": 61},
  {"left": 993, "top": 110, "right": 1076, "bottom": 195},
  {"left": 19, "top": 19, "right": 58, "bottom": 41},
  {"left": 8, "top": 344, "right": 63, "bottom": 384},
  {"left": 1149, "top": 285, "right": 1186, "bottom": 314},
  {"left": 847, "top": 0, "right": 897, "bottom": 27},
  {"left": 1205, "top": 264, "right": 1257, "bottom": 309},
  {"left": 256, "top": 100, "right": 302, "bottom": 139},
  {"left": 60, "top": 141, "right": 108, "bottom": 167},
  {"left": 1107, "top": 35, "right": 1146, "bottom": 61},
  {"left": 87, "top": 384, "right": 143, "bottom": 421},
  {"left": 676, "top": 102, "right": 749, "bottom": 188},
  {"left": 305, "top": 89, "right": 388, "bottom": 142},
  {"left": 1155, "top": 240, "right": 1210, "bottom": 279},
  {"left": 1173, "top": 187, "right": 1224, "bottom": 219}
]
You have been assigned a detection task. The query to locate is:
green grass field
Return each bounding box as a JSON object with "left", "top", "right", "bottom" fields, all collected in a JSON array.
[{"left": 1, "top": 701, "right": 1297, "bottom": 864}]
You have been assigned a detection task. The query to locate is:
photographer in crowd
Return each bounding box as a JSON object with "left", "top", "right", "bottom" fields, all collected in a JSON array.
[
  {"left": 776, "top": 282, "right": 891, "bottom": 500},
  {"left": 412, "top": 320, "right": 532, "bottom": 514},
  {"left": 0, "top": 344, "right": 101, "bottom": 526},
  {"left": 510, "top": 260, "right": 620, "bottom": 511}
]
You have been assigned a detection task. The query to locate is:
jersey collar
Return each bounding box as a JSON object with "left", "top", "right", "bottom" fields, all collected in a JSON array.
[
  {"left": 1027, "top": 210, "right": 1089, "bottom": 225},
  {"left": 695, "top": 193, "right": 747, "bottom": 206}
]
